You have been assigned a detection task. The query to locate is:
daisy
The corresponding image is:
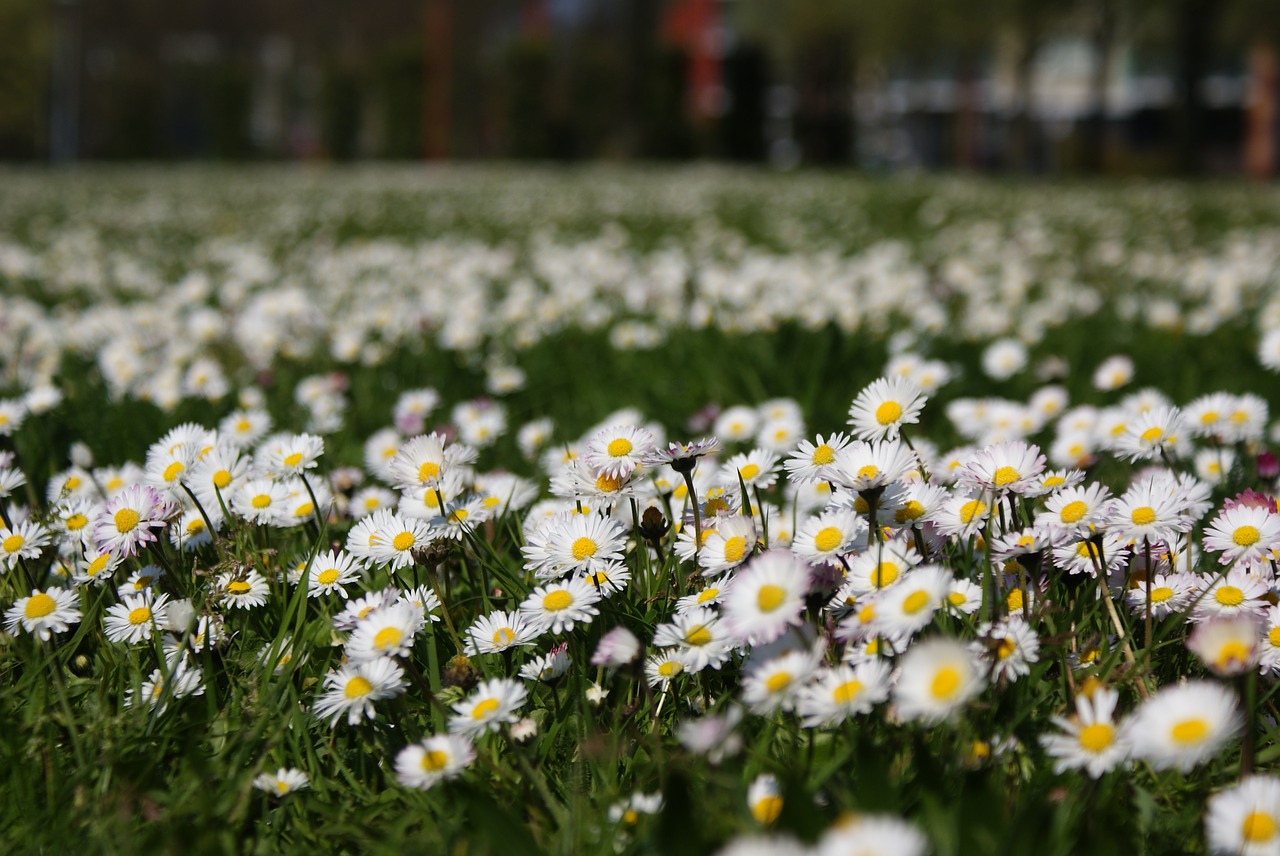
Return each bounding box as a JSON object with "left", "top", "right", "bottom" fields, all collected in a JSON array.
[
  {"left": 104, "top": 592, "right": 171, "bottom": 645},
  {"left": 1039, "top": 686, "right": 1129, "bottom": 778},
  {"left": 844, "top": 543, "right": 920, "bottom": 593},
  {"left": 584, "top": 424, "right": 655, "bottom": 480},
  {"left": 643, "top": 437, "right": 721, "bottom": 476},
  {"left": 522, "top": 512, "right": 626, "bottom": 580},
  {"left": 4, "top": 587, "right": 81, "bottom": 640},
  {"left": 784, "top": 432, "right": 851, "bottom": 485},
  {"left": 644, "top": 650, "right": 690, "bottom": 688},
  {"left": 892, "top": 637, "right": 985, "bottom": 723},
  {"left": 609, "top": 792, "right": 664, "bottom": 826},
  {"left": 722, "top": 550, "right": 811, "bottom": 646},
  {"left": 1037, "top": 483, "right": 1114, "bottom": 540},
  {"left": 796, "top": 659, "right": 892, "bottom": 727},
  {"left": 1128, "top": 681, "right": 1241, "bottom": 772},
  {"left": 1051, "top": 531, "right": 1129, "bottom": 578},
  {"left": 816, "top": 815, "right": 929, "bottom": 856},
  {"left": 428, "top": 497, "right": 492, "bottom": 541},
  {"left": 933, "top": 493, "right": 993, "bottom": 540},
  {"left": 958, "top": 441, "right": 1046, "bottom": 496},
  {"left": 716, "top": 407, "right": 761, "bottom": 443},
  {"left": 578, "top": 560, "right": 631, "bottom": 596},
  {"left": 747, "top": 773, "right": 784, "bottom": 826},
  {"left": 1113, "top": 405, "right": 1185, "bottom": 462},
  {"left": 1203, "top": 505, "right": 1280, "bottom": 569},
  {"left": 216, "top": 568, "right": 271, "bottom": 610},
  {"left": 392, "top": 388, "right": 440, "bottom": 434},
  {"left": 346, "top": 601, "right": 424, "bottom": 662},
  {"left": 518, "top": 645, "right": 572, "bottom": 682},
  {"left": 91, "top": 484, "right": 176, "bottom": 558},
  {"left": 128, "top": 656, "right": 205, "bottom": 714},
  {"left": 1259, "top": 606, "right": 1280, "bottom": 675},
  {"left": 218, "top": 408, "right": 272, "bottom": 448},
  {"left": 117, "top": 564, "right": 164, "bottom": 599},
  {"left": 73, "top": 544, "right": 123, "bottom": 586},
  {"left": 0, "top": 465, "right": 27, "bottom": 500},
  {"left": 981, "top": 339, "right": 1027, "bottom": 380},
  {"left": 974, "top": 616, "right": 1040, "bottom": 682},
  {"left": 365, "top": 512, "right": 435, "bottom": 571},
  {"left": 1188, "top": 616, "right": 1261, "bottom": 676},
  {"left": 866, "top": 564, "right": 953, "bottom": 643},
  {"left": 398, "top": 585, "right": 442, "bottom": 623},
  {"left": 1124, "top": 571, "right": 1195, "bottom": 618},
  {"left": 0, "top": 520, "right": 51, "bottom": 571},
  {"left": 946, "top": 578, "right": 984, "bottom": 614},
  {"left": 448, "top": 678, "right": 527, "bottom": 736},
  {"left": 307, "top": 550, "right": 361, "bottom": 598},
  {"left": 591, "top": 625, "right": 641, "bottom": 667},
  {"left": 1107, "top": 477, "right": 1192, "bottom": 547},
  {"left": 1092, "top": 355, "right": 1134, "bottom": 391},
  {"left": 848, "top": 377, "right": 926, "bottom": 441},
  {"left": 395, "top": 734, "right": 475, "bottom": 791},
  {"left": 389, "top": 433, "right": 468, "bottom": 493},
  {"left": 313, "top": 658, "right": 406, "bottom": 726},
  {"left": 652, "top": 607, "right": 734, "bottom": 672},
  {"left": 677, "top": 705, "right": 744, "bottom": 763},
  {"left": 169, "top": 508, "right": 217, "bottom": 551},
  {"left": 1220, "top": 393, "right": 1269, "bottom": 444},
  {"left": 698, "top": 515, "right": 758, "bottom": 577},
  {"left": 463, "top": 609, "right": 539, "bottom": 656},
  {"left": 350, "top": 486, "right": 396, "bottom": 519},
  {"left": 830, "top": 439, "right": 918, "bottom": 494},
  {"left": 332, "top": 588, "right": 399, "bottom": 632},
  {"left": 791, "top": 510, "right": 866, "bottom": 567},
  {"left": 253, "top": 768, "right": 311, "bottom": 798},
  {"left": 231, "top": 478, "right": 291, "bottom": 527},
  {"left": 257, "top": 433, "right": 324, "bottom": 479},
  {"left": 519, "top": 577, "right": 602, "bottom": 635},
  {"left": 741, "top": 644, "right": 823, "bottom": 715},
  {"left": 1193, "top": 568, "right": 1272, "bottom": 623},
  {"left": 721, "top": 449, "right": 780, "bottom": 492},
  {"left": 1205, "top": 775, "right": 1280, "bottom": 856}
]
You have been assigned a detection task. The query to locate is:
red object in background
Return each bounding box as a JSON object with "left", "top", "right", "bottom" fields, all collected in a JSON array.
[
  {"left": 1245, "top": 45, "right": 1277, "bottom": 181},
  {"left": 1257, "top": 450, "right": 1279, "bottom": 480},
  {"left": 663, "top": 0, "right": 721, "bottom": 118},
  {"left": 522, "top": 0, "right": 549, "bottom": 40}
]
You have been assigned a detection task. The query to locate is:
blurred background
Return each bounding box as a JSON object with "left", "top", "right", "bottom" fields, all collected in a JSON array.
[{"left": 1, "top": 0, "right": 1278, "bottom": 176}]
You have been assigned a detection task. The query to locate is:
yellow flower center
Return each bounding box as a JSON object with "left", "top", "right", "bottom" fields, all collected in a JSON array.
[
  {"left": 283, "top": 452, "right": 303, "bottom": 468},
  {"left": 65, "top": 476, "right": 82, "bottom": 491},
  {"left": 1006, "top": 588, "right": 1024, "bottom": 612},
  {"left": 374, "top": 627, "right": 403, "bottom": 650},
  {"left": 930, "top": 666, "right": 961, "bottom": 700},
  {"left": 752, "top": 796, "right": 783, "bottom": 825},
  {"left": 696, "top": 588, "right": 720, "bottom": 604},
  {"left": 996, "top": 638, "right": 1017, "bottom": 659},
  {"left": 832, "top": 680, "right": 864, "bottom": 704},
  {"left": 948, "top": 591, "right": 966, "bottom": 607},
  {"left": 756, "top": 584, "right": 786, "bottom": 612},
  {"left": 811, "top": 444, "right": 835, "bottom": 465},
  {"left": 228, "top": 580, "right": 252, "bottom": 594},
  {"left": 114, "top": 508, "right": 141, "bottom": 533},
  {"left": 1243, "top": 812, "right": 1278, "bottom": 843},
  {"left": 723, "top": 536, "right": 748, "bottom": 563},
  {"left": 685, "top": 624, "right": 713, "bottom": 646},
  {"left": 739, "top": 463, "right": 760, "bottom": 481},
  {"left": 765, "top": 672, "right": 792, "bottom": 693},
  {"left": 251, "top": 494, "right": 271, "bottom": 509},
  {"left": 870, "top": 563, "right": 899, "bottom": 588},
  {"left": 1150, "top": 586, "right": 1174, "bottom": 603},
  {"left": 1042, "top": 476, "right": 1065, "bottom": 488},
  {"left": 1170, "top": 718, "right": 1208, "bottom": 745},
  {"left": 895, "top": 501, "right": 925, "bottom": 524},
  {"left": 24, "top": 593, "right": 57, "bottom": 619},
  {"left": 344, "top": 676, "right": 373, "bottom": 699},
  {"left": 853, "top": 496, "right": 870, "bottom": 514},
  {"left": 128, "top": 606, "right": 151, "bottom": 625},
  {"left": 1078, "top": 723, "right": 1114, "bottom": 752},
  {"left": 492, "top": 627, "right": 515, "bottom": 647},
  {"left": 421, "top": 750, "right": 450, "bottom": 772},
  {"left": 317, "top": 569, "right": 339, "bottom": 585},
  {"left": 875, "top": 401, "right": 903, "bottom": 425},
  {"left": 1140, "top": 427, "right": 1164, "bottom": 443},
  {"left": 294, "top": 503, "right": 314, "bottom": 518},
  {"left": 2, "top": 534, "right": 24, "bottom": 553},
  {"left": 211, "top": 469, "right": 232, "bottom": 489},
  {"left": 1215, "top": 585, "right": 1245, "bottom": 607},
  {"left": 392, "top": 531, "right": 416, "bottom": 551},
  {"left": 1234, "top": 525, "right": 1261, "bottom": 547},
  {"left": 162, "top": 461, "right": 185, "bottom": 482},
  {"left": 1059, "top": 501, "right": 1088, "bottom": 524},
  {"left": 417, "top": 461, "right": 440, "bottom": 482},
  {"left": 814, "top": 527, "right": 842, "bottom": 553},
  {"left": 1130, "top": 506, "right": 1156, "bottom": 526},
  {"left": 1270, "top": 627, "right": 1280, "bottom": 647},
  {"left": 543, "top": 590, "right": 573, "bottom": 611},
  {"left": 657, "top": 660, "right": 682, "bottom": 678},
  {"left": 902, "top": 590, "right": 930, "bottom": 614},
  {"left": 959, "top": 500, "right": 986, "bottom": 524},
  {"left": 607, "top": 438, "right": 633, "bottom": 457},
  {"left": 993, "top": 466, "right": 1020, "bottom": 486},
  {"left": 572, "top": 537, "right": 598, "bottom": 561},
  {"left": 1215, "top": 641, "right": 1252, "bottom": 670}
]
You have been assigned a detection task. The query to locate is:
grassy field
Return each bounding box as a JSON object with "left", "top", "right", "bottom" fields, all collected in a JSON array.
[{"left": 1, "top": 167, "right": 1280, "bottom": 855}]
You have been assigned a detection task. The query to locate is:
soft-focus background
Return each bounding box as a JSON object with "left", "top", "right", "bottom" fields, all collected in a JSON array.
[{"left": 2, "top": 0, "right": 1278, "bottom": 176}]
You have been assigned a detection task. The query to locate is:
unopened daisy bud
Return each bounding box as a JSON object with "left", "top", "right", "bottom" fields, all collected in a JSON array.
[
  {"left": 510, "top": 717, "right": 538, "bottom": 742},
  {"left": 748, "top": 773, "right": 783, "bottom": 825},
  {"left": 163, "top": 598, "right": 196, "bottom": 632},
  {"left": 638, "top": 507, "right": 669, "bottom": 542},
  {"left": 586, "top": 682, "right": 609, "bottom": 706},
  {"left": 70, "top": 442, "right": 94, "bottom": 469},
  {"left": 442, "top": 655, "right": 480, "bottom": 691}
]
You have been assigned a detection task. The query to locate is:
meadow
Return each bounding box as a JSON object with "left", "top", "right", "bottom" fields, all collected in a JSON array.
[{"left": 2, "top": 166, "right": 1280, "bottom": 855}]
